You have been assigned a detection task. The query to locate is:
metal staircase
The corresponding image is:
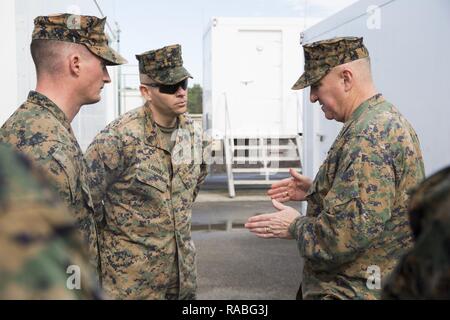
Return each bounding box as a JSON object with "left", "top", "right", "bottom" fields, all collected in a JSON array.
[{"left": 224, "top": 135, "right": 303, "bottom": 198}]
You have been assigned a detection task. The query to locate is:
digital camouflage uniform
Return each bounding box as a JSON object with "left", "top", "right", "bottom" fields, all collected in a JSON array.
[
  {"left": 85, "top": 45, "right": 209, "bottom": 300},
  {"left": 383, "top": 166, "right": 450, "bottom": 299},
  {"left": 1, "top": 92, "right": 102, "bottom": 272},
  {"left": 0, "top": 144, "right": 102, "bottom": 300},
  {"left": 0, "top": 14, "right": 127, "bottom": 275},
  {"left": 289, "top": 37, "right": 425, "bottom": 299}
]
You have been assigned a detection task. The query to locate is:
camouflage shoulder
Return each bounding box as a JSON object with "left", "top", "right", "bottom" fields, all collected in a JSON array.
[
  {"left": 104, "top": 105, "right": 146, "bottom": 133},
  {"left": 1, "top": 104, "right": 70, "bottom": 147},
  {"left": 180, "top": 112, "right": 203, "bottom": 136},
  {"left": 88, "top": 106, "right": 147, "bottom": 150},
  {"left": 181, "top": 112, "right": 194, "bottom": 125},
  {"left": 354, "top": 101, "right": 398, "bottom": 133},
  {"left": 353, "top": 104, "right": 420, "bottom": 153}
]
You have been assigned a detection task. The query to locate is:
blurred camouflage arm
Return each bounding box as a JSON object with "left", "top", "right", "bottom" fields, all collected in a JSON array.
[
  {"left": 381, "top": 250, "right": 417, "bottom": 299},
  {"left": 289, "top": 136, "right": 396, "bottom": 270},
  {"left": 0, "top": 145, "right": 102, "bottom": 300},
  {"left": 85, "top": 130, "right": 124, "bottom": 221},
  {"left": 383, "top": 178, "right": 450, "bottom": 299}
]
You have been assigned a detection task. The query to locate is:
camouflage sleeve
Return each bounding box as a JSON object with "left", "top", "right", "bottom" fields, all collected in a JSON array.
[
  {"left": 289, "top": 135, "right": 396, "bottom": 270},
  {"left": 193, "top": 130, "right": 212, "bottom": 201},
  {"left": 193, "top": 164, "right": 209, "bottom": 201},
  {"left": 85, "top": 130, "right": 125, "bottom": 219},
  {"left": 12, "top": 140, "right": 77, "bottom": 207},
  {"left": 0, "top": 145, "right": 102, "bottom": 300}
]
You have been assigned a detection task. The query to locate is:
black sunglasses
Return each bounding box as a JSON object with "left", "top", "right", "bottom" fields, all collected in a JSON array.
[{"left": 143, "top": 79, "right": 188, "bottom": 95}]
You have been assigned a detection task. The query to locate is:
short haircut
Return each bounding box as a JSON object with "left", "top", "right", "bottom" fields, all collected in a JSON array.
[
  {"left": 334, "top": 56, "right": 373, "bottom": 82},
  {"left": 355, "top": 57, "right": 373, "bottom": 81},
  {"left": 360, "top": 57, "right": 372, "bottom": 73},
  {"left": 30, "top": 39, "right": 86, "bottom": 76}
]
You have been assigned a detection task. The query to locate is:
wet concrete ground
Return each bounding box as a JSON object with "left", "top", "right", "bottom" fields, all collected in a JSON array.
[{"left": 192, "top": 190, "right": 303, "bottom": 300}]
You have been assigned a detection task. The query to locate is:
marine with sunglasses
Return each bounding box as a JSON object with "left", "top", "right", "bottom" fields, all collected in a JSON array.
[{"left": 85, "top": 44, "right": 209, "bottom": 300}]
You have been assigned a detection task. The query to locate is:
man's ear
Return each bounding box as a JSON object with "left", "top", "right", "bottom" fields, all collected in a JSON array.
[
  {"left": 68, "top": 54, "right": 81, "bottom": 77},
  {"left": 139, "top": 85, "right": 152, "bottom": 102},
  {"left": 341, "top": 68, "right": 354, "bottom": 92}
]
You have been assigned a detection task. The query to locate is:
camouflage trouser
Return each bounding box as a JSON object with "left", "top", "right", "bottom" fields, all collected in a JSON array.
[
  {"left": 165, "top": 277, "right": 197, "bottom": 300},
  {"left": 165, "top": 286, "right": 179, "bottom": 300},
  {"left": 165, "top": 286, "right": 196, "bottom": 300}
]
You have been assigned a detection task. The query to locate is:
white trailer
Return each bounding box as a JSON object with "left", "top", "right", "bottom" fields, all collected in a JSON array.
[
  {"left": 0, "top": 0, "right": 121, "bottom": 151},
  {"left": 203, "top": 17, "right": 305, "bottom": 138},
  {"left": 301, "top": 0, "right": 450, "bottom": 179},
  {"left": 203, "top": 17, "right": 306, "bottom": 196}
]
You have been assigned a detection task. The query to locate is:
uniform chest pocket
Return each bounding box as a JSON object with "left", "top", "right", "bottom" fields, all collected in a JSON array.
[{"left": 135, "top": 169, "right": 168, "bottom": 195}]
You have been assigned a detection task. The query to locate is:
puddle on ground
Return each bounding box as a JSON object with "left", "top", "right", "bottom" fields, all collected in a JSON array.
[{"left": 192, "top": 221, "right": 246, "bottom": 232}]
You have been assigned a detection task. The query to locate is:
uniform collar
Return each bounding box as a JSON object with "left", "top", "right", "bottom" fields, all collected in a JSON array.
[
  {"left": 27, "top": 91, "right": 73, "bottom": 133},
  {"left": 346, "top": 93, "right": 384, "bottom": 125},
  {"left": 331, "top": 93, "right": 385, "bottom": 146},
  {"left": 143, "top": 103, "right": 193, "bottom": 152}
]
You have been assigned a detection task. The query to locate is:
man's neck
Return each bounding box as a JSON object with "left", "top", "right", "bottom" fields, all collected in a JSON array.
[
  {"left": 35, "top": 80, "right": 81, "bottom": 123},
  {"left": 344, "top": 87, "right": 378, "bottom": 122},
  {"left": 148, "top": 103, "right": 178, "bottom": 128}
]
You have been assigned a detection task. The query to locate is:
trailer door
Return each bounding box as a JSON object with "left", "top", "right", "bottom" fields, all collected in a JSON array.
[{"left": 234, "top": 30, "right": 283, "bottom": 136}]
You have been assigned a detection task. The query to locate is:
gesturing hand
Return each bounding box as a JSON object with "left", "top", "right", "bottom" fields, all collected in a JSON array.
[
  {"left": 267, "top": 168, "right": 312, "bottom": 203},
  {"left": 245, "top": 199, "right": 300, "bottom": 239}
]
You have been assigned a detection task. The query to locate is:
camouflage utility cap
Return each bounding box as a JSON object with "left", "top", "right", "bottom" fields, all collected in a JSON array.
[
  {"left": 32, "top": 13, "right": 127, "bottom": 66},
  {"left": 292, "top": 36, "right": 369, "bottom": 90},
  {"left": 136, "top": 44, "right": 193, "bottom": 85}
]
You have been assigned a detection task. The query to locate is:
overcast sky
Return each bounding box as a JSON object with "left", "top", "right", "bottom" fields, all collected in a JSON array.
[{"left": 111, "top": 0, "right": 359, "bottom": 85}]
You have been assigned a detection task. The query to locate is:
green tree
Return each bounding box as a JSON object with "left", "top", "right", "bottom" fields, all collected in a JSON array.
[{"left": 188, "top": 84, "right": 203, "bottom": 114}]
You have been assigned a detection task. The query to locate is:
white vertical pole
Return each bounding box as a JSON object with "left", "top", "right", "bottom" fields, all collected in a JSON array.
[{"left": 0, "top": 0, "right": 18, "bottom": 125}]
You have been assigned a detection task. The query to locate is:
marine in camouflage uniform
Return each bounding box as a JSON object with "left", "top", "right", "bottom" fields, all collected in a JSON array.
[
  {"left": 383, "top": 166, "right": 450, "bottom": 299},
  {"left": 246, "top": 37, "right": 425, "bottom": 299},
  {"left": 289, "top": 92, "right": 424, "bottom": 299},
  {"left": 0, "top": 14, "right": 127, "bottom": 275},
  {"left": 85, "top": 45, "right": 209, "bottom": 300},
  {"left": 0, "top": 144, "right": 102, "bottom": 300},
  {"left": 290, "top": 37, "right": 425, "bottom": 299}
]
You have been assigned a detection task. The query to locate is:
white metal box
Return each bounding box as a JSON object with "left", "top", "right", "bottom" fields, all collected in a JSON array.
[{"left": 203, "top": 17, "right": 305, "bottom": 139}]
